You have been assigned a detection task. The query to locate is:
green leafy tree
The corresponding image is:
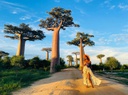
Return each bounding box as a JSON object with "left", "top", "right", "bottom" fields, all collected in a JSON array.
[
  {"left": 66, "top": 55, "right": 74, "bottom": 66},
  {"left": 39, "top": 7, "right": 79, "bottom": 73},
  {"left": 67, "top": 32, "right": 94, "bottom": 70},
  {"left": 120, "top": 64, "right": 128, "bottom": 71},
  {"left": 4, "top": 23, "right": 45, "bottom": 56},
  {"left": 104, "top": 57, "right": 121, "bottom": 71}
]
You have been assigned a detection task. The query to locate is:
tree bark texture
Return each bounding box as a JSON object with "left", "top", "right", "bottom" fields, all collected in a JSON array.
[
  {"left": 50, "top": 28, "right": 60, "bottom": 73},
  {"left": 16, "top": 34, "right": 26, "bottom": 56},
  {"left": 46, "top": 51, "right": 49, "bottom": 60},
  {"left": 79, "top": 38, "right": 83, "bottom": 70},
  {"left": 75, "top": 54, "right": 78, "bottom": 66}
]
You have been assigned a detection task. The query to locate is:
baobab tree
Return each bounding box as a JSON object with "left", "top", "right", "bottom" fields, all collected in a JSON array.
[
  {"left": 72, "top": 52, "right": 79, "bottom": 66},
  {"left": 39, "top": 7, "right": 79, "bottom": 73},
  {"left": 42, "top": 48, "right": 51, "bottom": 60},
  {"left": 0, "top": 51, "right": 9, "bottom": 58},
  {"left": 4, "top": 23, "right": 45, "bottom": 56},
  {"left": 66, "top": 55, "right": 73, "bottom": 66},
  {"left": 67, "top": 32, "right": 94, "bottom": 70},
  {"left": 97, "top": 54, "right": 105, "bottom": 64}
]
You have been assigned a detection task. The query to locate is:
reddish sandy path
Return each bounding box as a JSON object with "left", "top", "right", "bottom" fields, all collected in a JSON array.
[{"left": 12, "top": 68, "right": 128, "bottom": 95}]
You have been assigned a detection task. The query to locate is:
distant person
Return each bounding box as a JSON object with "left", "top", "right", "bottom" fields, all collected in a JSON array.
[{"left": 82, "top": 54, "right": 101, "bottom": 88}]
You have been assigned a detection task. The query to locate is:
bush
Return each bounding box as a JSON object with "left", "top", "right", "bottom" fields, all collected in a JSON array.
[
  {"left": 40, "top": 60, "right": 50, "bottom": 71},
  {"left": 2, "top": 56, "right": 11, "bottom": 68},
  {"left": 11, "top": 56, "right": 24, "bottom": 68},
  {"left": 29, "top": 56, "right": 40, "bottom": 69}
]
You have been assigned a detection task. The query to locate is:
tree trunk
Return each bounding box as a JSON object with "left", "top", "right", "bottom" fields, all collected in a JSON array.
[
  {"left": 75, "top": 54, "right": 78, "bottom": 66},
  {"left": 50, "top": 28, "right": 60, "bottom": 73},
  {"left": 79, "top": 38, "right": 83, "bottom": 70},
  {"left": 46, "top": 51, "right": 48, "bottom": 60},
  {"left": 68, "top": 61, "right": 70, "bottom": 66},
  {"left": 16, "top": 34, "right": 26, "bottom": 56},
  {"left": 100, "top": 58, "right": 102, "bottom": 64}
]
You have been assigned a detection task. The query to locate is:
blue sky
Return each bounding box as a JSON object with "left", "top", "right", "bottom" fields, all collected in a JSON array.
[{"left": 0, "top": 0, "right": 128, "bottom": 65}]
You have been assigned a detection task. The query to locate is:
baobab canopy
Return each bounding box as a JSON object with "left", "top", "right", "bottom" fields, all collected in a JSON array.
[
  {"left": 67, "top": 32, "right": 95, "bottom": 47},
  {"left": 0, "top": 51, "right": 9, "bottom": 58},
  {"left": 4, "top": 23, "right": 46, "bottom": 56},
  {"left": 39, "top": 7, "right": 80, "bottom": 30},
  {"left": 4, "top": 23, "right": 45, "bottom": 41}
]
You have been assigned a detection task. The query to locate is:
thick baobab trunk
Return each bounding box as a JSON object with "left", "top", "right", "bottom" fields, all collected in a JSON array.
[
  {"left": 50, "top": 28, "right": 60, "bottom": 73},
  {"left": 79, "top": 38, "right": 83, "bottom": 70},
  {"left": 16, "top": 34, "right": 26, "bottom": 56}
]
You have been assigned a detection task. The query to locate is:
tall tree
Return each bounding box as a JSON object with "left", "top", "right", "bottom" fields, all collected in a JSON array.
[
  {"left": 0, "top": 51, "right": 9, "bottom": 58},
  {"left": 67, "top": 32, "right": 94, "bottom": 70},
  {"left": 39, "top": 7, "right": 79, "bottom": 73},
  {"left": 72, "top": 52, "right": 79, "bottom": 66},
  {"left": 97, "top": 54, "right": 105, "bottom": 64},
  {"left": 4, "top": 23, "right": 45, "bottom": 56},
  {"left": 66, "top": 55, "right": 73, "bottom": 66},
  {"left": 42, "top": 48, "right": 52, "bottom": 60}
]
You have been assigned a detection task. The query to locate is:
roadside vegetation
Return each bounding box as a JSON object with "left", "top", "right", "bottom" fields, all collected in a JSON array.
[
  {"left": 0, "top": 56, "right": 66, "bottom": 95},
  {"left": 91, "top": 61, "right": 128, "bottom": 85}
]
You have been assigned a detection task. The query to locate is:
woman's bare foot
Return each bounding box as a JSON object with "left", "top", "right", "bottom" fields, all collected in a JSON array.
[{"left": 86, "top": 85, "right": 89, "bottom": 88}]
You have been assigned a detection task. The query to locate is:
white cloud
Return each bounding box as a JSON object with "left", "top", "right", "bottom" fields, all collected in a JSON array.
[
  {"left": 110, "top": 5, "right": 115, "bottom": 9},
  {"left": 104, "top": 0, "right": 110, "bottom": 4},
  {"left": 0, "top": 1, "right": 25, "bottom": 8},
  {"left": 75, "top": 6, "right": 87, "bottom": 15},
  {"left": 20, "top": 15, "right": 31, "bottom": 20},
  {"left": 101, "top": 0, "right": 116, "bottom": 10},
  {"left": 83, "top": 0, "right": 93, "bottom": 3},
  {"left": 110, "top": 34, "right": 128, "bottom": 44},
  {"left": 118, "top": 4, "right": 128, "bottom": 10},
  {"left": 12, "top": 11, "right": 17, "bottom": 14},
  {"left": 0, "top": 0, "right": 27, "bottom": 13}
]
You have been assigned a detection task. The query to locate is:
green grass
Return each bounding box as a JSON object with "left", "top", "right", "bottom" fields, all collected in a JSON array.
[{"left": 0, "top": 68, "right": 50, "bottom": 95}]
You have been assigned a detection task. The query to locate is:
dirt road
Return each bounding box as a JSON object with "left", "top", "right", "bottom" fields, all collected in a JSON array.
[{"left": 12, "top": 68, "right": 128, "bottom": 95}]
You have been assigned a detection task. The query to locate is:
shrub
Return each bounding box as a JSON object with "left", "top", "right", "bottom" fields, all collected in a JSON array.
[
  {"left": 11, "top": 56, "right": 24, "bottom": 68},
  {"left": 40, "top": 60, "right": 50, "bottom": 71},
  {"left": 29, "top": 56, "right": 40, "bottom": 69},
  {"left": 2, "top": 56, "right": 11, "bottom": 68}
]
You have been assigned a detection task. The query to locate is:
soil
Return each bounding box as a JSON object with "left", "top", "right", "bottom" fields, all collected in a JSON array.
[{"left": 12, "top": 68, "right": 128, "bottom": 95}]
